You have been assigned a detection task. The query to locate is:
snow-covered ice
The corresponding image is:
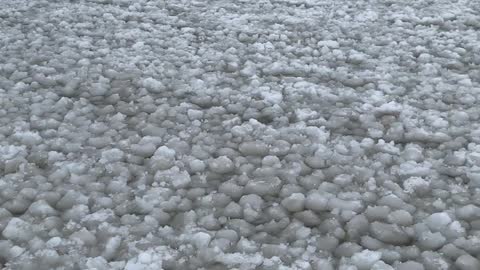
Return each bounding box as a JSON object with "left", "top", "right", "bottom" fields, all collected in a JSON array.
[{"left": 1, "top": 0, "right": 480, "bottom": 269}]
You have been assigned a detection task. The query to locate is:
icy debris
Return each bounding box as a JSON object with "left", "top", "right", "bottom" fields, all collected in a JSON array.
[
  {"left": 102, "top": 236, "right": 122, "bottom": 260},
  {"left": 455, "top": 254, "right": 480, "bottom": 270},
  {"left": 154, "top": 166, "right": 191, "bottom": 188},
  {"left": 305, "top": 192, "right": 330, "bottom": 212},
  {"left": 208, "top": 156, "right": 235, "bottom": 174},
  {"left": 214, "top": 252, "right": 264, "bottom": 267},
  {"left": 425, "top": 212, "right": 452, "bottom": 232},
  {"left": 346, "top": 214, "right": 369, "bottom": 239},
  {"left": 351, "top": 249, "right": 382, "bottom": 270},
  {"left": 86, "top": 257, "right": 110, "bottom": 270},
  {"left": 131, "top": 143, "right": 156, "bottom": 158},
  {"left": 0, "top": 145, "right": 26, "bottom": 160},
  {"left": 369, "top": 222, "right": 411, "bottom": 245},
  {"left": 417, "top": 228, "right": 446, "bottom": 250},
  {"left": 456, "top": 205, "right": 480, "bottom": 221},
  {"left": 0, "top": 0, "right": 479, "bottom": 268},
  {"left": 28, "top": 200, "right": 58, "bottom": 217},
  {"left": 187, "top": 109, "right": 204, "bottom": 120},
  {"left": 317, "top": 40, "right": 340, "bottom": 49},
  {"left": 387, "top": 210, "right": 413, "bottom": 226},
  {"left": 402, "top": 144, "right": 424, "bottom": 162},
  {"left": 69, "top": 228, "right": 97, "bottom": 246},
  {"left": 124, "top": 247, "right": 176, "bottom": 270},
  {"left": 328, "top": 198, "right": 364, "bottom": 212},
  {"left": 239, "top": 141, "right": 269, "bottom": 156},
  {"left": 188, "top": 158, "right": 206, "bottom": 173},
  {"left": 399, "top": 161, "right": 432, "bottom": 177},
  {"left": 374, "top": 101, "right": 402, "bottom": 116},
  {"left": 2, "top": 218, "right": 34, "bottom": 242},
  {"left": 142, "top": 77, "right": 165, "bottom": 93},
  {"left": 261, "top": 90, "right": 283, "bottom": 105},
  {"left": 192, "top": 231, "right": 212, "bottom": 249},
  {"left": 396, "top": 261, "right": 425, "bottom": 270},
  {"left": 403, "top": 177, "right": 430, "bottom": 194},
  {"left": 100, "top": 148, "right": 124, "bottom": 164},
  {"left": 281, "top": 193, "right": 305, "bottom": 212}
]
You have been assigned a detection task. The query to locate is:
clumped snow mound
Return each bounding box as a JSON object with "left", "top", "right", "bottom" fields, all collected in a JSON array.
[{"left": 1, "top": 0, "right": 480, "bottom": 269}]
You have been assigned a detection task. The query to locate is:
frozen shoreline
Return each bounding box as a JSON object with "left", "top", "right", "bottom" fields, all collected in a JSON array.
[{"left": 1, "top": 0, "right": 480, "bottom": 269}]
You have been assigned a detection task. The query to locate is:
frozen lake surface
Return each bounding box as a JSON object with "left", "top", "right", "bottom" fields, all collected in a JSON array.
[{"left": 0, "top": 0, "right": 480, "bottom": 269}]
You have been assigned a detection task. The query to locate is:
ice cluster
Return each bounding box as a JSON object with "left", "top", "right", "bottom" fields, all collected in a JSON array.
[{"left": 1, "top": 0, "right": 480, "bottom": 269}]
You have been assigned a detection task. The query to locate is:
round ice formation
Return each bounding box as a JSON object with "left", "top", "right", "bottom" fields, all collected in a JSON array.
[{"left": 1, "top": 0, "right": 479, "bottom": 269}]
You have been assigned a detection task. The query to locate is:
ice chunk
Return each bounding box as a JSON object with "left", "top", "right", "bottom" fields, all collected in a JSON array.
[
  {"left": 192, "top": 231, "right": 211, "bottom": 249},
  {"left": 239, "top": 141, "right": 269, "bottom": 156},
  {"left": 317, "top": 40, "right": 340, "bottom": 48},
  {"left": 456, "top": 204, "right": 480, "bottom": 221},
  {"left": 224, "top": 202, "right": 243, "bottom": 218},
  {"left": 455, "top": 254, "right": 480, "bottom": 270},
  {"left": 151, "top": 146, "right": 176, "bottom": 170},
  {"left": 333, "top": 174, "right": 353, "bottom": 187},
  {"left": 214, "top": 252, "right": 263, "bottom": 267},
  {"left": 0, "top": 145, "right": 25, "bottom": 160},
  {"left": 102, "top": 236, "right": 122, "bottom": 260},
  {"left": 70, "top": 228, "right": 97, "bottom": 246},
  {"left": 188, "top": 159, "right": 206, "bottom": 173},
  {"left": 208, "top": 156, "right": 234, "bottom": 174},
  {"left": 396, "top": 261, "right": 425, "bottom": 270},
  {"left": 281, "top": 193, "right": 305, "bottom": 212},
  {"left": 305, "top": 192, "right": 329, "bottom": 212},
  {"left": 90, "top": 82, "right": 109, "bottom": 96},
  {"left": 261, "top": 90, "right": 283, "bottom": 105},
  {"left": 154, "top": 166, "right": 191, "bottom": 188},
  {"left": 371, "top": 261, "right": 394, "bottom": 270},
  {"left": 239, "top": 194, "right": 264, "bottom": 210},
  {"left": 387, "top": 210, "right": 413, "bottom": 226},
  {"left": 425, "top": 212, "right": 452, "bottom": 232},
  {"left": 244, "top": 177, "right": 282, "bottom": 196},
  {"left": 369, "top": 222, "right": 411, "bottom": 245},
  {"left": 262, "top": 155, "right": 281, "bottom": 167},
  {"left": 334, "top": 242, "right": 362, "bottom": 257},
  {"left": 346, "top": 214, "right": 369, "bottom": 239},
  {"left": 187, "top": 109, "right": 204, "bottom": 120},
  {"left": 3, "top": 198, "right": 30, "bottom": 215},
  {"left": 399, "top": 161, "right": 431, "bottom": 177},
  {"left": 313, "top": 258, "right": 334, "bottom": 270},
  {"left": 295, "top": 108, "right": 317, "bottom": 121},
  {"left": 351, "top": 249, "right": 382, "bottom": 270},
  {"left": 402, "top": 144, "right": 424, "bottom": 162},
  {"left": 13, "top": 131, "right": 42, "bottom": 146},
  {"left": 9, "top": 245, "right": 25, "bottom": 258},
  {"left": 418, "top": 231, "right": 446, "bottom": 250},
  {"left": 142, "top": 77, "right": 165, "bottom": 93},
  {"left": 86, "top": 257, "right": 109, "bottom": 270},
  {"left": 100, "top": 148, "right": 124, "bottom": 164},
  {"left": 338, "top": 264, "right": 359, "bottom": 270},
  {"left": 294, "top": 210, "right": 321, "bottom": 226},
  {"left": 421, "top": 251, "right": 451, "bottom": 270},
  {"left": 403, "top": 176, "right": 430, "bottom": 194},
  {"left": 375, "top": 101, "right": 402, "bottom": 116},
  {"left": 28, "top": 200, "right": 57, "bottom": 217},
  {"left": 378, "top": 194, "right": 416, "bottom": 213},
  {"left": 56, "top": 190, "right": 88, "bottom": 210},
  {"left": 328, "top": 198, "right": 364, "bottom": 212},
  {"left": 2, "top": 218, "right": 34, "bottom": 242},
  {"left": 130, "top": 143, "right": 156, "bottom": 158}
]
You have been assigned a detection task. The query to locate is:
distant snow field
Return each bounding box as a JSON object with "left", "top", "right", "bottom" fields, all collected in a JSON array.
[{"left": 1, "top": 0, "right": 480, "bottom": 269}]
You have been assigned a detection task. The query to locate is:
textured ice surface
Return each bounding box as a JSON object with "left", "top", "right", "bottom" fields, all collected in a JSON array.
[{"left": 1, "top": 0, "right": 480, "bottom": 269}]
